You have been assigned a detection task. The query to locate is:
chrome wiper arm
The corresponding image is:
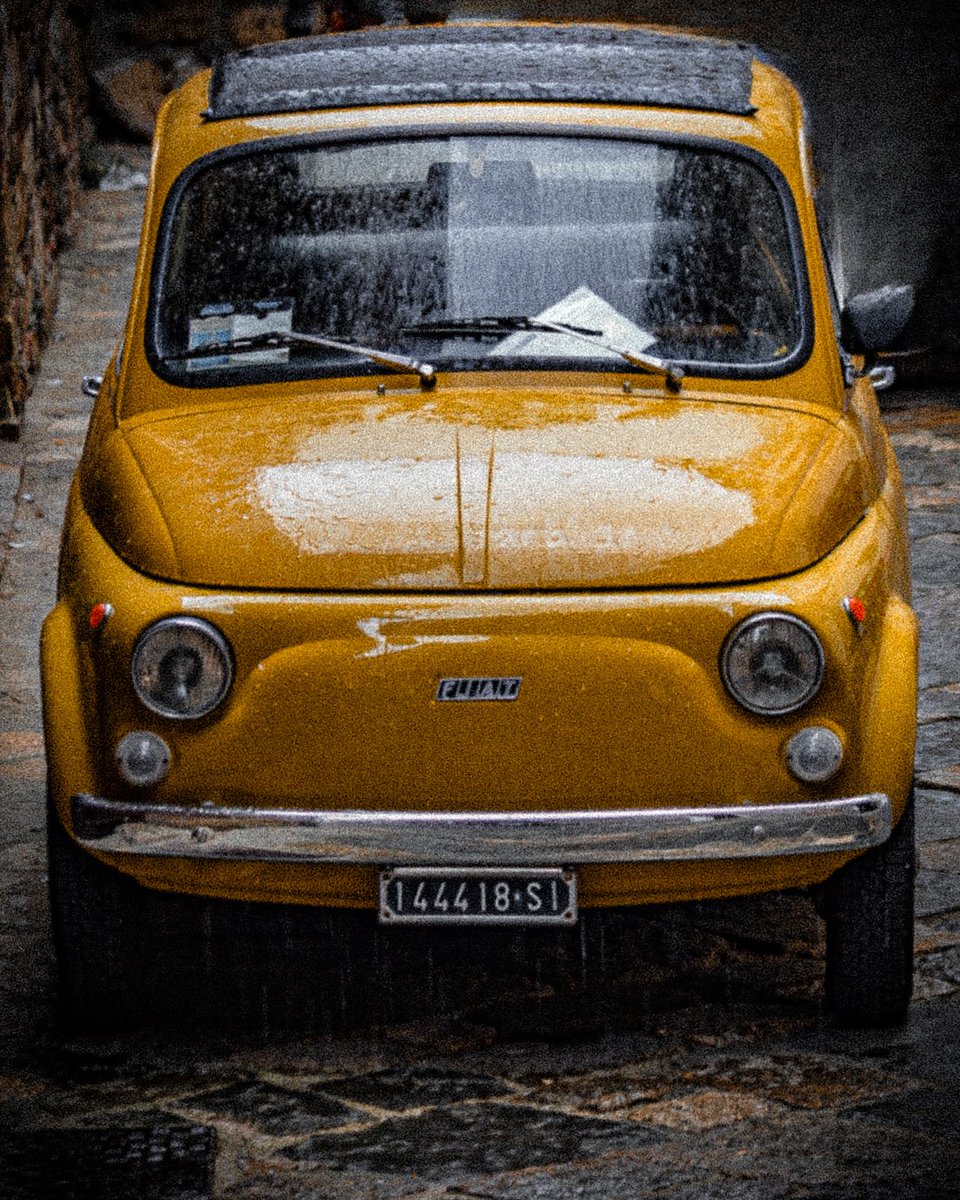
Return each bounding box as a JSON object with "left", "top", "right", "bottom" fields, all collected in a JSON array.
[
  {"left": 403, "top": 316, "right": 683, "bottom": 391},
  {"left": 163, "top": 329, "right": 437, "bottom": 388},
  {"left": 526, "top": 319, "right": 685, "bottom": 391}
]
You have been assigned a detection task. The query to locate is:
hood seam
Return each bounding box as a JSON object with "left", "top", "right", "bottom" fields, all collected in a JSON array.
[
  {"left": 455, "top": 429, "right": 465, "bottom": 587},
  {"left": 483, "top": 432, "right": 496, "bottom": 588}
]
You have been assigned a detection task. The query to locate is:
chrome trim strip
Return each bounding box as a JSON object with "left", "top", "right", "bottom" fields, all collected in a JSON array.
[{"left": 71, "top": 793, "right": 891, "bottom": 866}]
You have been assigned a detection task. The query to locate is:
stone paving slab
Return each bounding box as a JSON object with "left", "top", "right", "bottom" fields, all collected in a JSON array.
[
  {"left": 0, "top": 462, "right": 18, "bottom": 555},
  {"left": 519, "top": 1047, "right": 920, "bottom": 1114},
  {"left": 915, "top": 787, "right": 960, "bottom": 841},
  {"left": 279, "top": 1101, "right": 669, "bottom": 1179},
  {"left": 318, "top": 1066, "right": 517, "bottom": 1109},
  {"left": 440, "top": 1112, "right": 960, "bottom": 1200},
  {"left": 912, "top": 590, "right": 960, "bottom": 691},
  {"left": 174, "top": 1080, "right": 369, "bottom": 1136},
  {"left": 910, "top": 531, "right": 960, "bottom": 590}
]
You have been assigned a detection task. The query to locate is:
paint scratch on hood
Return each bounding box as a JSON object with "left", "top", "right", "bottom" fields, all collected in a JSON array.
[{"left": 357, "top": 616, "right": 488, "bottom": 659}]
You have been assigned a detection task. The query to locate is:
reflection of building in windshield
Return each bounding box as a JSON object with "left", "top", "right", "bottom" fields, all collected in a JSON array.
[
  {"left": 646, "top": 152, "right": 801, "bottom": 358},
  {"left": 157, "top": 136, "right": 803, "bottom": 374}
]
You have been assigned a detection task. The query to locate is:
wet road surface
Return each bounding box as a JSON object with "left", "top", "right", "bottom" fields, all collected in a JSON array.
[{"left": 1, "top": 175, "right": 960, "bottom": 1199}]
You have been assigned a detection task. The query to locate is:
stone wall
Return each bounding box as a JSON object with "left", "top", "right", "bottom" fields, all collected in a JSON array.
[
  {"left": 0, "top": 1, "right": 87, "bottom": 434},
  {"left": 80, "top": 2, "right": 448, "bottom": 142},
  {"left": 80, "top": 2, "right": 288, "bottom": 143}
]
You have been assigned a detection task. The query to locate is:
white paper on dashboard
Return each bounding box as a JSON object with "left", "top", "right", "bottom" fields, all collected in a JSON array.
[{"left": 489, "top": 285, "right": 655, "bottom": 360}]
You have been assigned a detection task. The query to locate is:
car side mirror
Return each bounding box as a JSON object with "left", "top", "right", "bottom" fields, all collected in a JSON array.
[{"left": 841, "top": 284, "right": 914, "bottom": 355}]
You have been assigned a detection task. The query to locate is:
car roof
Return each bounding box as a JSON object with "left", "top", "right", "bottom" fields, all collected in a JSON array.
[{"left": 205, "top": 23, "right": 758, "bottom": 122}]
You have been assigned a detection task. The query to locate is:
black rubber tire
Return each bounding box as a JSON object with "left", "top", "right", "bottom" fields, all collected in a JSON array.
[
  {"left": 47, "top": 797, "right": 378, "bottom": 1034},
  {"left": 47, "top": 800, "right": 148, "bottom": 1032},
  {"left": 823, "top": 789, "right": 915, "bottom": 1028}
]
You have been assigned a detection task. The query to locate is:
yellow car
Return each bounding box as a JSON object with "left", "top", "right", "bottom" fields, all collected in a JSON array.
[{"left": 42, "top": 22, "right": 918, "bottom": 1030}]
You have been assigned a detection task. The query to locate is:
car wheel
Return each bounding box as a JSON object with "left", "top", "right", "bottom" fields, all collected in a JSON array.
[
  {"left": 47, "top": 797, "right": 147, "bottom": 1032},
  {"left": 823, "top": 788, "right": 915, "bottom": 1028}
]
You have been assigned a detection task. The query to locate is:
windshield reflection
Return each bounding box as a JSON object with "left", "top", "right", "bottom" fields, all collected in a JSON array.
[{"left": 155, "top": 135, "right": 804, "bottom": 382}]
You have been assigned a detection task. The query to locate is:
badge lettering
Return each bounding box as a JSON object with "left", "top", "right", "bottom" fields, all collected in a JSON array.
[{"left": 436, "top": 676, "right": 522, "bottom": 701}]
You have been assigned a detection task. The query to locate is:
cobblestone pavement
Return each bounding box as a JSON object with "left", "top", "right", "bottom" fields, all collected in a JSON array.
[{"left": 1, "top": 180, "right": 960, "bottom": 1200}]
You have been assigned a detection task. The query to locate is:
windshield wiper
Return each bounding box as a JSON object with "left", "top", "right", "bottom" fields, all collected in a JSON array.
[
  {"left": 163, "top": 329, "right": 437, "bottom": 388},
  {"left": 404, "top": 316, "right": 684, "bottom": 391},
  {"left": 406, "top": 316, "right": 603, "bottom": 338}
]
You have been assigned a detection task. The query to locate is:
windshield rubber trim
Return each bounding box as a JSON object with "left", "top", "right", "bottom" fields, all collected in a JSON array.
[{"left": 144, "top": 123, "right": 815, "bottom": 391}]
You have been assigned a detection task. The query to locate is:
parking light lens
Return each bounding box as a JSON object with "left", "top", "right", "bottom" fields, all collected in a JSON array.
[
  {"left": 786, "top": 725, "right": 844, "bottom": 783},
  {"left": 88, "top": 601, "right": 113, "bottom": 632},
  {"left": 132, "top": 616, "right": 233, "bottom": 719},
  {"left": 116, "top": 730, "right": 171, "bottom": 786},
  {"left": 721, "top": 612, "right": 825, "bottom": 716}
]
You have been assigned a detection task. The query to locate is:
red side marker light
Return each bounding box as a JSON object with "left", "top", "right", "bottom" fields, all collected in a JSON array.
[
  {"left": 88, "top": 602, "right": 114, "bottom": 633},
  {"left": 842, "top": 596, "right": 867, "bottom": 632}
]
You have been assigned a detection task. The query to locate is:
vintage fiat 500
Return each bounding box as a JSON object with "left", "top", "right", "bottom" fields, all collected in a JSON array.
[{"left": 42, "top": 23, "right": 918, "bottom": 1030}]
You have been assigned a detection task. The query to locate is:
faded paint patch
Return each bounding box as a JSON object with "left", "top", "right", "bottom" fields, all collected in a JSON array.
[
  {"left": 253, "top": 457, "right": 459, "bottom": 557},
  {"left": 183, "top": 596, "right": 238, "bottom": 614},
  {"left": 370, "top": 566, "right": 461, "bottom": 589},
  {"left": 891, "top": 433, "right": 960, "bottom": 454},
  {"left": 490, "top": 454, "right": 755, "bottom": 558},
  {"left": 613, "top": 403, "right": 766, "bottom": 461}
]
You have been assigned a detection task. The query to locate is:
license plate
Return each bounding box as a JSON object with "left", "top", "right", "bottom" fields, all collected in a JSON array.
[{"left": 379, "top": 867, "right": 577, "bottom": 925}]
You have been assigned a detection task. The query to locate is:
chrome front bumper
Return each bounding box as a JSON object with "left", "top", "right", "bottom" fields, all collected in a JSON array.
[{"left": 71, "top": 792, "right": 891, "bottom": 865}]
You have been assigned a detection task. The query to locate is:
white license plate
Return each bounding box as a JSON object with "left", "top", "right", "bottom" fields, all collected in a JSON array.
[{"left": 379, "top": 867, "right": 577, "bottom": 925}]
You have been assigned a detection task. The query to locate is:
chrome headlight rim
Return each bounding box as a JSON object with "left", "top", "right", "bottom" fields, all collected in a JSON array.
[
  {"left": 720, "top": 611, "right": 825, "bottom": 717},
  {"left": 132, "top": 615, "right": 234, "bottom": 721}
]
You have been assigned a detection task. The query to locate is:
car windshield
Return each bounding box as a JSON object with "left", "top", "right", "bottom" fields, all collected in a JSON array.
[{"left": 152, "top": 134, "right": 806, "bottom": 383}]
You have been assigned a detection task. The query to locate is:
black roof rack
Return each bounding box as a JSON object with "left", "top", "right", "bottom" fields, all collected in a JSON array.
[{"left": 206, "top": 24, "right": 756, "bottom": 121}]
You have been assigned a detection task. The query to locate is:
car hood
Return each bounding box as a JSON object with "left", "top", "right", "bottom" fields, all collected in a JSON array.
[{"left": 87, "top": 385, "right": 872, "bottom": 590}]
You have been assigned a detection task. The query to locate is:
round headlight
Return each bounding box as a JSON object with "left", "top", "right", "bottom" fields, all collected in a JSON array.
[
  {"left": 132, "top": 616, "right": 233, "bottom": 719},
  {"left": 720, "top": 612, "right": 824, "bottom": 716}
]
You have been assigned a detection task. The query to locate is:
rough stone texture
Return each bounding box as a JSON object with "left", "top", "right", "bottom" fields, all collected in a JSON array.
[
  {"left": 317, "top": 1066, "right": 515, "bottom": 1108},
  {"left": 78, "top": 0, "right": 317, "bottom": 144},
  {"left": 0, "top": 1, "right": 87, "bottom": 433},
  {"left": 231, "top": 4, "right": 289, "bottom": 47},
  {"left": 91, "top": 57, "right": 170, "bottom": 142},
  {"left": 282, "top": 1100, "right": 667, "bottom": 1176},
  {"left": 175, "top": 1081, "right": 365, "bottom": 1135}
]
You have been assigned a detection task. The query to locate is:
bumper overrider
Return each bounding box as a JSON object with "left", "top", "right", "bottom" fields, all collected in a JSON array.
[{"left": 71, "top": 792, "right": 891, "bottom": 865}]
